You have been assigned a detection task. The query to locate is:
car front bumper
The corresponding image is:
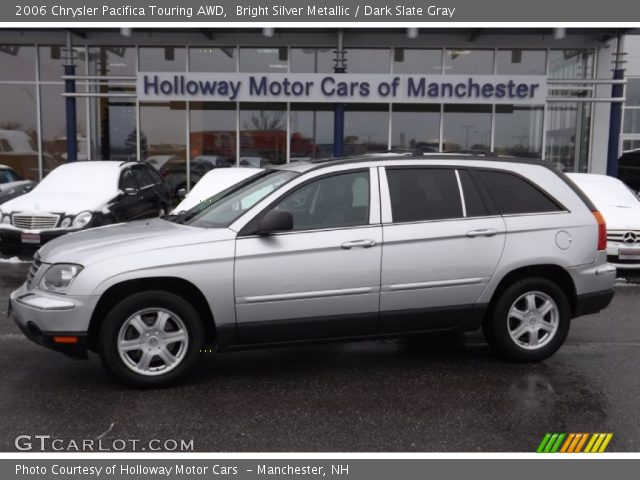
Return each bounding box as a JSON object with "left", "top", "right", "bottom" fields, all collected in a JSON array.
[
  {"left": 8, "top": 283, "right": 98, "bottom": 359},
  {"left": 606, "top": 242, "right": 640, "bottom": 270},
  {"left": 0, "top": 225, "right": 80, "bottom": 248}
]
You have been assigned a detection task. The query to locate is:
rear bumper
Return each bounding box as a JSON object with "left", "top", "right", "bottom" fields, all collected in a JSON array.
[{"left": 574, "top": 289, "right": 615, "bottom": 318}]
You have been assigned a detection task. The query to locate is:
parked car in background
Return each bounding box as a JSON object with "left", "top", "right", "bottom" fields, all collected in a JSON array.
[
  {"left": 568, "top": 173, "right": 640, "bottom": 269},
  {"left": 160, "top": 157, "right": 234, "bottom": 199},
  {"left": 9, "top": 155, "right": 615, "bottom": 386},
  {"left": 0, "top": 129, "right": 60, "bottom": 181},
  {"left": 145, "top": 155, "right": 179, "bottom": 171},
  {"left": 0, "top": 161, "right": 171, "bottom": 254},
  {"left": 239, "top": 156, "right": 272, "bottom": 168},
  {"left": 618, "top": 149, "right": 640, "bottom": 193},
  {"left": 171, "top": 167, "right": 262, "bottom": 214},
  {"left": 192, "top": 155, "right": 235, "bottom": 169},
  {"left": 0, "top": 164, "right": 35, "bottom": 205}
]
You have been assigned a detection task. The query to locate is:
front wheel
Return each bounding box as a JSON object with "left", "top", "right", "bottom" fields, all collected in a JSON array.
[
  {"left": 483, "top": 277, "right": 571, "bottom": 362},
  {"left": 98, "top": 291, "right": 205, "bottom": 387}
]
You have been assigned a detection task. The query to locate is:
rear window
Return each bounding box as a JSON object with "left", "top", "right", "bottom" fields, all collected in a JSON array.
[
  {"left": 386, "top": 168, "right": 463, "bottom": 222},
  {"left": 476, "top": 170, "right": 563, "bottom": 215}
]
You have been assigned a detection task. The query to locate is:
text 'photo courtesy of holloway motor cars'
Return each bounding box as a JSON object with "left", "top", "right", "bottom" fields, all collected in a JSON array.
[{"left": 6, "top": 154, "right": 616, "bottom": 387}]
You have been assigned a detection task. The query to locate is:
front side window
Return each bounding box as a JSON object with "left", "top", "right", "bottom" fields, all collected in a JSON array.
[
  {"left": 270, "top": 171, "right": 370, "bottom": 231},
  {"left": 476, "top": 170, "right": 563, "bottom": 215},
  {"left": 0, "top": 169, "right": 21, "bottom": 184},
  {"left": 184, "top": 170, "right": 298, "bottom": 228},
  {"left": 131, "top": 167, "right": 154, "bottom": 187},
  {"left": 386, "top": 168, "right": 463, "bottom": 222}
]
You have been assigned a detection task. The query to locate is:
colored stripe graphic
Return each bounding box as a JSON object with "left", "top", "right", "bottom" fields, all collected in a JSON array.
[{"left": 537, "top": 433, "right": 613, "bottom": 453}]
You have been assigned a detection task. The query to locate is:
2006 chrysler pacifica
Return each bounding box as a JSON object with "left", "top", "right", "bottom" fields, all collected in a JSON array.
[{"left": 9, "top": 155, "right": 616, "bottom": 386}]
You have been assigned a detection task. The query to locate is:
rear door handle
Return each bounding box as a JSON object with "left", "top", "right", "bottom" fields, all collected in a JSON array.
[
  {"left": 341, "top": 239, "right": 376, "bottom": 249},
  {"left": 466, "top": 228, "right": 498, "bottom": 238}
]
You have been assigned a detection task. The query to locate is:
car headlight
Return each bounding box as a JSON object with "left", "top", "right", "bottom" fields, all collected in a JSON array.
[
  {"left": 72, "top": 211, "right": 93, "bottom": 228},
  {"left": 60, "top": 217, "right": 72, "bottom": 228},
  {"left": 39, "top": 264, "right": 84, "bottom": 294},
  {"left": 1, "top": 214, "right": 9, "bottom": 224}
]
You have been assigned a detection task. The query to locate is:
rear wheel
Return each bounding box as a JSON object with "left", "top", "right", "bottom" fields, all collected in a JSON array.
[
  {"left": 483, "top": 277, "right": 571, "bottom": 362},
  {"left": 98, "top": 291, "right": 205, "bottom": 387}
]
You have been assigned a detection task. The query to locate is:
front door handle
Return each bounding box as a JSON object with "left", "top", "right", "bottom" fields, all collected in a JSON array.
[
  {"left": 466, "top": 228, "right": 498, "bottom": 238},
  {"left": 341, "top": 239, "right": 376, "bottom": 249}
]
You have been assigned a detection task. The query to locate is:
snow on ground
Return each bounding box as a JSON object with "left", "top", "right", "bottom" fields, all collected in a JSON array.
[{"left": 0, "top": 256, "right": 29, "bottom": 264}]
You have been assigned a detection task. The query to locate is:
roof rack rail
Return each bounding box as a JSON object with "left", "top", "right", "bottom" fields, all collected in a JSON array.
[{"left": 444, "top": 149, "right": 497, "bottom": 157}]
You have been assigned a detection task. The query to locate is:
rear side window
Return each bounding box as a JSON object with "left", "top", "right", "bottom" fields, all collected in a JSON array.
[
  {"left": 387, "top": 168, "right": 463, "bottom": 222},
  {"left": 144, "top": 165, "right": 163, "bottom": 185},
  {"left": 131, "top": 166, "right": 155, "bottom": 187},
  {"left": 458, "top": 170, "right": 489, "bottom": 217},
  {"left": 476, "top": 170, "right": 563, "bottom": 215}
]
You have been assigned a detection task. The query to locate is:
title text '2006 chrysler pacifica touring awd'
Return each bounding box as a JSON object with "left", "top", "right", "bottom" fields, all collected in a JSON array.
[{"left": 9, "top": 155, "right": 616, "bottom": 386}]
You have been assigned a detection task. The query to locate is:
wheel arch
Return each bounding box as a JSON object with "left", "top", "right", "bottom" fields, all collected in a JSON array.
[
  {"left": 88, "top": 277, "right": 217, "bottom": 352},
  {"left": 485, "top": 264, "right": 578, "bottom": 321}
]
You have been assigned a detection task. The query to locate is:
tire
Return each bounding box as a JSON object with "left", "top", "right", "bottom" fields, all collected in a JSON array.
[
  {"left": 483, "top": 277, "right": 571, "bottom": 362},
  {"left": 98, "top": 291, "right": 205, "bottom": 387}
]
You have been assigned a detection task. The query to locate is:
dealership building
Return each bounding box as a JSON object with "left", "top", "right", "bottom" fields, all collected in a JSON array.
[{"left": 0, "top": 28, "right": 639, "bottom": 185}]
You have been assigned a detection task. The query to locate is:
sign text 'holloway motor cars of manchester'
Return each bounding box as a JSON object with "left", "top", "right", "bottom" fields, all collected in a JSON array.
[{"left": 137, "top": 73, "right": 547, "bottom": 104}]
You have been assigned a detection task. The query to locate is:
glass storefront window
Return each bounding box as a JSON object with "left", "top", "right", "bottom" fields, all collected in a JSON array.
[
  {"left": 622, "top": 139, "right": 640, "bottom": 152},
  {"left": 344, "top": 104, "right": 389, "bottom": 154},
  {"left": 0, "top": 45, "right": 35, "bottom": 81},
  {"left": 140, "top": 102, "right": 187, "bottom": 161},
  {"left": 0, "top": 85, "right": 39, "bottom": 180},
  {"left": 90, "top": 94, "right": 137, "bottom": 162},
  {"left": 548, "top": 50, "right": 595, "bottom": 79},
  {"left": 240, "top": 103, "right": 287, "bottom": 165},
  {"left": 444, "top": 49, "right": 494, "bottom": 74},
  {"left": 546, "top": 102, "right": 592, "bottom": 172},
  {"left": 290, "top": 48, "right": 334, "bottom": 73},
  {"left": 39, "top": 45, "right": 87, "bottom": 81},
  {"left": 442, "top": 105, "right": 491, "bottom": 151},
  {"left": 41, "top": 85, "right": 88, "bottom": 166},
  {"left": 624, "top": 109, "right": 640, "bottom": 135},
  {"left": 189, "top": 47, "right": 237, "bottom": 72},
  {"left": 393, "top": 49, "right": 442, "bottom": 74},
  {"left": 494, "top": 105, "right": 544, "bottom": 157},
  {"left": 496, "top": 49, "right": 546, "bottom": 75},
  {"left": 290, "top": 104, "right": 334, "bottom": 159},
  {"left": 190, "top": 102, "right": 237, "bottom": 161},
  {"left": 345, "top": 49, "right": 391, "bottom": 73},
  {"left": 391, "top": 105, "right": 440, "bottom": 152},
  {"left": 88, "top": 46, "right": 136, "bottom": 76},
  {"left": 240, "top": 48, "right": 288, "bottom": 73},
  {"left": 139, "top": 47, "right": 186, "bottom": 72},
  {"left": 626, "top": 79, "right": 640, "bottom": 107}
]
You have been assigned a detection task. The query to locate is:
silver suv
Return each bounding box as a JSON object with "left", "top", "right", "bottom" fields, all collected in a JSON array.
[{"left": 9, "top": 155, "right": 616, "bottom": 386}]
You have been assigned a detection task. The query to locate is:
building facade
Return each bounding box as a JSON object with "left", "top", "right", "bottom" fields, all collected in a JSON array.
[{"left": 0, "top": 28, "right": 637, "bottom": 185}]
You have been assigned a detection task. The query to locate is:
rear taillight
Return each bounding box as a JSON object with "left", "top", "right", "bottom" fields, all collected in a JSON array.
[{"left": 592, "top": 210, "right": 607, "bottom": 251}]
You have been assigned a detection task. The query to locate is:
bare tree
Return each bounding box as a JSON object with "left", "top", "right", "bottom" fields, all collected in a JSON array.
[{"left": 243, "top": 111, "right": 285, "bottom": 131}]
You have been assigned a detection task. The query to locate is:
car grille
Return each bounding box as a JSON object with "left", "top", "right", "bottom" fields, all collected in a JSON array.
[
  {"left": 607, "top": 230, "right": 640, "bottom": 245},
  {"left": 11, "top": 214, "right": 59, "bottom": 230},
  {"left": 26, "top": 252, "right": 42, "bottom": 288}
]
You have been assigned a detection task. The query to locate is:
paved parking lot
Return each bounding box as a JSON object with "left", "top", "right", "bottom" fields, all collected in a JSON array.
[{"left": 1, "top": 253, "right": 639, "bottom": 452}]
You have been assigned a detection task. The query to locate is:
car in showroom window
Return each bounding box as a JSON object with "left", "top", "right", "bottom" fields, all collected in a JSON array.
[
  {"left": 568, "top": 172, "right": 640, "bottom": 269},
  {"left": 8, "top": 155, "right": 616, "bottom": 387},
  {"left": 0, "top": 161, "right": 171, "bottom": 254},
  {"left": 0, "top": 164, "right": 35, "bottom": 205}
]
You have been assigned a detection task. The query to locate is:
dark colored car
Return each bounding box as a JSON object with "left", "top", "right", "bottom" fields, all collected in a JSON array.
[
  {"left": 618, "top": 149, "right": 640, "bottom": 192},
  {"left": 0, "top": 161, "right": 171, "bottom": 254},
  {"left": 160, "top": 156, "right": 234, "bottom": 199},
  {"left": 0, "top": 164, "right": 35, "bottom": 205}
]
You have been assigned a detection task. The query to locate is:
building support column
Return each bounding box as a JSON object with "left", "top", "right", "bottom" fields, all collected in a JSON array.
[
  {"left": 607, "top": 36, "right": 626, "bottom": 177},
  {"left": 64, "top": 31, "right": 78, "bottom": 162}
]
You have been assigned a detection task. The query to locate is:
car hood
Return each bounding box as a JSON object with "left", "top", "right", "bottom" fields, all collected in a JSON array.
[
  {"left": 598, "top": 203, "right": 640, "bottom": 231},
  {"left": 1, "top": 191, "right": 114, "bottom": 215},
  {"left": 39, "top": 218, "right": 234, "bottom": 265}
]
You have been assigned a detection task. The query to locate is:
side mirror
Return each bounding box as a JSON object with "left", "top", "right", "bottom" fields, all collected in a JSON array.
[
  {"left": 256, "top": 210, "right": 293, "bottom": 235},
  {"left": 123, "top": 187, "right": 138, "bottom": 196},
  {"left": 176, "top": 188, "right": 187, "bottom": 199}
]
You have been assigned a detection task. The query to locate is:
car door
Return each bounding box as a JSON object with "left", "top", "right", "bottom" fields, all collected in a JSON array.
[
  {"left": 233, "top": 168, "right": 382, "bottom": 345},
  {"left": 379, "top": 166, "right": 506, "bottom": 333},
  {"left": 115, "top": 167, "right": 149, "bottom": 221},
  {"left": 130, "top": 165, "right": 160, "bottom": 217}
]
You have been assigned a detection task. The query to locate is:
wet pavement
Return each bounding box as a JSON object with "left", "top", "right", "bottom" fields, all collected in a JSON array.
[{"left": 1, "top": 253, "right": 639, "bottom": 452}]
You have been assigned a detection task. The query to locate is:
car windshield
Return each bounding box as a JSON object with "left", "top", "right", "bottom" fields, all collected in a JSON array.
[{"left": 178, "top": 169, "right": 298, "bottom": 228}]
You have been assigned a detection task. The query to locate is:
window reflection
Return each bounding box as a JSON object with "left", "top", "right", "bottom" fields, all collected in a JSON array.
[
  {"left": 39, "top": 45, "right": 87, "bottom": 81},
  {"left": 0, "top": 45, "right": 35, "bottom": 81},
  {"left": 290, "top": 48, "right": 334, "bottom": 73},
  {"left": 496, "top": 49, "right": 546, "bottom": 75},
  {"left": 494, "top": 105, "right": 544, "bottom": 157},
  {"left": 548, "top": 50, "right": 594, "bottom": 79},
  {"left": 290, "top": 104, "right": 334, "bottom": 159},
  {"left": 240, "top": 103, "right": 287, "bottom": 165},
  {"left": 41, "top": 85, "right": 88, "bottom": 165},
  {"left": 90, "top": 94, "right": 136, "bottom": 161},
  {"left": 190, "top": 102, "right": 237, "bottom": 162},
  {"left": 0, "top": 85, "right": 40, "bottom": 180},
  {"left": 88, "top": 46, "right": 136, "bottom": 76},
  {"left": 444, "top": 49, "right": 494, "bottom": 74},
  {"left": 345, "top": 49, "right": 391, "bottom": 73},
  {"left": 393, "top": 49, "right": 442, "bottom": 74},
  {"left": 344, "top": 104, "right": 389, "bottom": 154},
  {"left": 139, "top": 47, "right": 186, "bottom": 72},
  {"left": 546, "top": 102, "right": 592, "bottom": 172},
  {"left": 391, "top": 105, "right": 440, "bottom": 152},
  {"left": 442, "top": 105, "right": 491, "bottom": 151},
  {"left": 240, "top": 48, "right": 288, "bottom": 73},
  {"left": 189, "top": 47, "right": 237, "bottom": 72}
]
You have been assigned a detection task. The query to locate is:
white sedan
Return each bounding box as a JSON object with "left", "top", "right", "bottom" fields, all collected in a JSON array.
[
  {"left": 568, "top": 173, "right": 640, "bottom": 269},
  {"left": 171, "top": 167, "right": 262, "bottom": 214}
]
